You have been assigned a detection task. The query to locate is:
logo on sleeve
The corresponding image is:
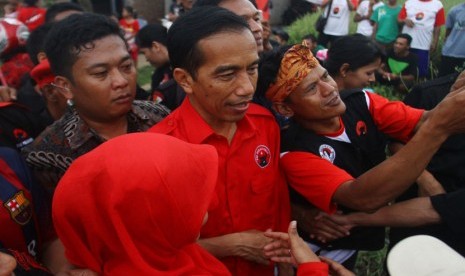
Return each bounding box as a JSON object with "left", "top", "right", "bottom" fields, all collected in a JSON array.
[
  {"left": 356, "top": 120, "right": 367, "bottom": 136},
  {"left": 254, "top": 145, "right": 271, "bottom": 168},
  {"left": 319, "top": 144, "right": 336, "bottom": 163},
  {"left": 3, "top": 190, "right": 32, "bottom": 225}
]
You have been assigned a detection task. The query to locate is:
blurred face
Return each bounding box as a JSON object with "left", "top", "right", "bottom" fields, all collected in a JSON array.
[
  {"left": 393, "top": 37, "right": 409, "bottom": 55},
  {"left": 180, "top": 0, "right": 193, "bottom": 10},
  {"left": 181, "top": 30, "right": 259, "bottom": 129},
  {"left": 284, "top": 65, "right": 345, "bottom": 122},
  {"left": 140, "top": 42, "right": 169, "bottom": 68},
  {"left": 59, "top": 35, "right": 136, "bottom": 124},
  {"left": 219, "top": 0, "right": 264, "bottom": 52},
  {"left": 343, "top": 58, "right": 381, "bottom": 89}
]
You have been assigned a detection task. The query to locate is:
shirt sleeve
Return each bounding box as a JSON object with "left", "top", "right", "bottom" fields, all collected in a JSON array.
[
  {"left": 366, "top": 92, "right": 424, "bottom": 142},
  {"left": 281, "top": 152, "right": 354, "bottom": 213},
  {"left": 370, "top": 6, "right": 379, "bottom": 22},
  {"left": 445, "top": 8, "right": 454, "bottom": 29},
  {"left": 398, "top": 4, "right": 406, "bottom": 20},
  {"left": 430, "top": 190, "right": 465, "bottom": 235},
  {"left": 434, "top": 7, "right": 445, "bottom": 27},
  {"left": 297, "top": 262, "right": 329, "bottom": 276}
]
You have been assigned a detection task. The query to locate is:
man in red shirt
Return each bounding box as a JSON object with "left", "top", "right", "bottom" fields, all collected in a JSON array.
[{"left": 149, "top": 7, "right": 290, "bottom": 275}]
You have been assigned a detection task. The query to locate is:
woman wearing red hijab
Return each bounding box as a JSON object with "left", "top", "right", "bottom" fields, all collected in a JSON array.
[{"left": 52, "top": 133, "right": 230, "bottom": 275}]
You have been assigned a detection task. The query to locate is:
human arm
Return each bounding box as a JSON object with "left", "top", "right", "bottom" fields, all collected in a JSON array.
[
  {"left": 430, "top": 26, "right": 441, "bottom": 53},
  {"left": 0, "top": 86, "right": 17, "bottom": 102},
  {"left": 346, "top": 0, "right": 355, "bottom": 11},
  {"left": 197, "top": 230, "right": 272, "bottom": 265},
  {"left": 0, "top": 251, "right": 16, "bottom": 276},
  {"left": 397, "top": 5, "right": 414, "bottom": 27},
  {"left": 327, "top": 197, "right": 440, "bottom": 228}
]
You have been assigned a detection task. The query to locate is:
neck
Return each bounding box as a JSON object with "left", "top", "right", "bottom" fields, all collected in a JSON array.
[
  {"left": 396, "top": 50, "right": 409, "bottom": 58},
  {"left": 334, "top": 76, "right": 347, "bottom": 92},
  {"left": 296, "top": 116, "right": 341, "bottom": 134},
  {"left": 78, "top": 111, "right": 129, "bottom": 140}
]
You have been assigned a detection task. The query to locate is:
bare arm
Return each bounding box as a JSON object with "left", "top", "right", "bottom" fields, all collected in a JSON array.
[
  {"left": 333, "top": 80, "right": 465, "bottom": 212},
  {"left": 430, "top": 26, "right": 441, "bottom": 53},
  {"left": 346, "top": 0, "right": 355, "bottom": 11},
  {"left": 197, "top": 231, "right": 272, "bottom": 265},
  {"left": 331, "top": 197, "right": 441, "bottom": 228}
]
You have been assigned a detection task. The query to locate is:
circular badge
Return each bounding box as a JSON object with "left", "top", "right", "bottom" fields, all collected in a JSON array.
[
  {"left": 319, "top": 144, "right": 336, "bottom": 163},
  {"left": 254, "top": 145, "right": 271, "bottom": 168},
  {"left": 415, "top": 12, "right": 424, "bottom": 21}
]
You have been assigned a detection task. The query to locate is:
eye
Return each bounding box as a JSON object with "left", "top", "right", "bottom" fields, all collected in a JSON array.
[
  {"left": 247, "top": 65, "right": 258, "bottom": 75},
  {"left": 92, "top": 71, "right": 107, "bottom": 78},
  {"left": 218, "top": 72, "right": 235, "bottom": 81},
  {"left": 121, "top": 62, "right": 134, "bottom": 72}
]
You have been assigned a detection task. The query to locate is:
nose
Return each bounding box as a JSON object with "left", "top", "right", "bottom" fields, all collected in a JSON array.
[
  {"left": 248, "top": 18, "right": 263, "bottom": 34},
  {"left": 111, "top": 68, "right": 129, "bottom": 89},
  {"left": 319, "top": 80, "right": 335, "bottom": 96},
  {"left": 235, "top": 72, "right": 255, "bottom": 97},
  {"left": 368, "top": 73, "right": 376, "bottom": 82}
]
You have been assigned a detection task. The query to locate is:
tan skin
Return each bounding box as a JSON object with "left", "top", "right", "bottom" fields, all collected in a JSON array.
[
  {"left": 175, "top": 30, "right": 275, "bottom": 266},
  {"left": 276, "top": 65, "right": 465, "bottom": 242}
]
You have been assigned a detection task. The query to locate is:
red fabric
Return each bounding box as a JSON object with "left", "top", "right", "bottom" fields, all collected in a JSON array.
[
  {"left": 30, "top": 59, "right": 54, "bottom": 89},
  {"left": 297, "top": 262, "right": 329, "bottom": 276},
  {"left": 366, "top": 92, "right": 423, "bottom": 143},
  {"left": 281, "top": 152, "right": 353, "bottom": 213},
  {"left": 53, "top": 133, "right": 230, "bottom": 275},
  {"left": 119, "top": 19, "right": 140, "bottom": 35},
  {"left": 256, "top": 0, "right": 270, "bottom": 20},
  {"left": 434, "top": 7, "right": 445, "bottom": 27},
  {"left": 398, "top": 4, "right": 407, "bottom": 20},
  {"left": 16, "top": 6, "right": 46, "bottom": 31},
  {"left": 0, "top": 53, "right": 34, "bottom": 89},
  {"left": 149, "top": 98, "right": 291, "bottom": 275}
]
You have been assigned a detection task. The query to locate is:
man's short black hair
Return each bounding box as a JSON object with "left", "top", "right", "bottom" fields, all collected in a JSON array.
[
  {"left": 397, "top": 33, "right": 413, "bottom": 46},
  {"left": 193, "top": 0, "right": 223, "bottom": 7},
  {"left": 135, "top": 24, "right": 168, "bottom": 48},
  {"left": 45, "top": 2, "right": 84, "bottom": 23},
  {"left": 303, "top": 34, "right": 317, "bottom": 43},
  {"left": 168, "top": 6, "right": 250, "bottom": 79},
  {"left": 26, "top": 23, "right": 53, "bottom": 65},
  {"left": 44, "top": 13, "right": 126, "bottom": 82}
]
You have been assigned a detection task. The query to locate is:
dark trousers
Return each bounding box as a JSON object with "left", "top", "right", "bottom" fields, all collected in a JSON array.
[{"left": 439, "top": 55, "right": 465, "bottom": 77}]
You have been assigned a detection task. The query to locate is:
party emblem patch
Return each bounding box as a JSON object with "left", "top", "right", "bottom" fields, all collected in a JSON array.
[
  {"left": 3, "top": 191, "right": 32, "bottom": 225},
  {"left": 415, "top": 12, "right": 424, "bottom": 21},
  {"left": 255, "top": 145, "right": 271, "bottom": 168},
  {"left": 319, "top": 144, "right": 336, "bottom": 163},
  {"left": 356, "top": 120, "right": 367, "bottom": 136}
]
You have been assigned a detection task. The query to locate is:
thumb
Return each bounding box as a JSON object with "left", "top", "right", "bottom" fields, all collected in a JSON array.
[{"left": 287, "top": 220, "right": 300, "bottom": 247}]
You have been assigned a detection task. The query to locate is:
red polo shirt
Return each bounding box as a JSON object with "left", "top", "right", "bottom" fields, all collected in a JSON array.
[{"left": 149, "top": 98, "right": 290, "bottom": 275}]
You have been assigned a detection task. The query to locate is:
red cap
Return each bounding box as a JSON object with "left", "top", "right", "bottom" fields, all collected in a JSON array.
[
  {"left": 30, "top": 59, "right": 54, "bottom": 89},
  {"left": 0, "top": 18, "right": 29, "bottom": 57}
]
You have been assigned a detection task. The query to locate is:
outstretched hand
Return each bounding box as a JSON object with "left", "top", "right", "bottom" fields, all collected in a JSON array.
[
  {"left": 0, "top": 252, "right": 16, "bottom": 276},
  {"left": 263, "top": 221, "right": 320, "bottom": 266}
]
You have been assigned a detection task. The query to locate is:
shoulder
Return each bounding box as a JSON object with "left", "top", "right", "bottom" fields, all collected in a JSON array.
[{"left": 132, "top": 100, "right": 170, "bottom": 116}]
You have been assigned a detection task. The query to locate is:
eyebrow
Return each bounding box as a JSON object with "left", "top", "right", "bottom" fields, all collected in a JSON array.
[
  {"left": 86, "top": 55, "right": 132, "bottom": 70},
  {"left": 212, "top": 58, "right": 260, "bottom": 75}
]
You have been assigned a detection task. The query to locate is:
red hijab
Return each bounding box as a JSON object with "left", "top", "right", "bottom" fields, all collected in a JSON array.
[{"left": 53, "top": 133, "right": 230, "bottom": 275}]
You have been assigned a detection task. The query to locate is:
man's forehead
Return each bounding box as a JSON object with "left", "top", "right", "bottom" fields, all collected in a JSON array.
[{"left": 219, "top": 0, "right": 258, "bottom": 17}]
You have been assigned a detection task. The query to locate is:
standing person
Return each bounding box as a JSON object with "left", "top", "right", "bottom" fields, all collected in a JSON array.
[
  {"left": 317, "top": 0, "right": 355, "bottom": 48},
  {"left": 398, "top": 0, "right": 445, "bottom": 78},
  {"left": 256, "top": 35, "right": 465, "bottom": 269},
  {"left": 119, "top": 6, "right": 140, "bottom": 67},
  {"left": 21, "top": 13, "right": 169, "bottom": 273},
  {"left": 355, "top": 0, "right": 384, "bottom": 37},
  {"left": 16, "top": 0, "right": 45, "bottom": 31},
  {"left": 370, "top": 0, "right": 402, "bottom": 52},
  {"left": 438, "top": 3, "right": 465, "bottom": 77},
  {"left": 149, "top": 7, "right": 290, "bottom": 275}
]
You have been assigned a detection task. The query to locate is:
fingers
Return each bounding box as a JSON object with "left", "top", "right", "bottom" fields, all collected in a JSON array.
[
  {"left": 288, "top": 221, "right": 320, "bottom": 264},
  {"left": 450, "top": 71, "right": 465, "bottom": 93},
  {"left": 269, "top": 256, "right": 294, "bottom": 264},
  {"left": 264, "top": 231, "right": 289, "bottom": 241},
  {"left": 308, "top": 216, "right": 350, "bottom": 243},
  {"left": 0, "top": 86, "right": 17, "bottom": 102},
  {"left": 0, "top": 252, "right": 16, "bottom": 276},
  {"left": 320, "top": 257, "right": 355, "bottom": 276}
]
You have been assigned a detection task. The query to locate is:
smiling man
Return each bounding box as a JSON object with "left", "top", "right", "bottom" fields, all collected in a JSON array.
[
  {"left": 149, "top": 7, "right": 290, "bottom": 275},
  {"left": 21, "top": 13, "right": 169, "bottom": 273}
]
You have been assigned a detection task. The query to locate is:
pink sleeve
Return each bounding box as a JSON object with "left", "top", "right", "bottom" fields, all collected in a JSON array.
[
  {"left": 281, "top": 152, "right": 354, "bottom": 213},
  {"left": 297, "top": 262, "right": 329, "bottom": 276},
  {"left": 367, "top": 92, "right": 424, "bottom": 142}
]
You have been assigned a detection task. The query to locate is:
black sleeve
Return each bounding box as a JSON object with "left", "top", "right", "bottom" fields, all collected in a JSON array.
[{"left": 430, "top": 190, "right": 465, "bottom": 235}]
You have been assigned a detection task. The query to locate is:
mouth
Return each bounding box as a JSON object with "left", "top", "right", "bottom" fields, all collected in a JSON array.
[
  {"left": 227, "top": 100, "right": 251, "bottom": 113},
  {"left": 114, "top": 94, "right": 133, "bottom": 104},
  {"left": 255, "top": 35, "right": 263, "bottom": 46},
  {"left": 325, "top": 93, "right": 341, "bottom": 107}
]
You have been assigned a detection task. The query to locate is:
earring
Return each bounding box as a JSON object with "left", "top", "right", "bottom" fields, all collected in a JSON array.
[{"left": 67, "top": 99, "right": 74, "bottom": 107}]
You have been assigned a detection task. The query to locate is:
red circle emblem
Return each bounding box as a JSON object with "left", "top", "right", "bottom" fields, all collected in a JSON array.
[{"left": 254, "top": 145, "right": 271, "bottom": 168}]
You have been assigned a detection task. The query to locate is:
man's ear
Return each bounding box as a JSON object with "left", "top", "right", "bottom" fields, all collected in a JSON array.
[
  {"left": 339, "top": 63, "right": 351, "bottom": 78},
  {"left": 53, "top": 76, "right": 73, "bottom": 100},
  {"left": 273, "top": 102, "right": 294, "bottom": 118},
  {"left": 173, "top": 68, "right": 194, "bottom": 94}
]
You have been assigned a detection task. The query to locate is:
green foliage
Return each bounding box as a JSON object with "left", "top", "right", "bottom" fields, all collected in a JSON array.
[
  {"left": 286, "top": 12, "right": 321, "bottom": 44},
  {"left": 137, "top": 65, "right": 153, "bottom": 88}
]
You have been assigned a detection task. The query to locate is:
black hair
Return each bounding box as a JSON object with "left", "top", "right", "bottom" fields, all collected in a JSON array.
[
  {"left": 275, "top": 30, "right": 289, "bottom": 42},
  {"left": 303, "top": 34, "right": 317, "bottom": 43},
  {"left": 23, "top": 0, "right": 38, "bottom": 7},
  {"left": 45, "top": 2, "right": 84, "bottom": 23},
  {"left": 255, "top": 45, "right": 292, "bottom": 101},
  {"left": 122, "top": 6, "right": 134, "bottom": 16},
  {"left": 44, "top": 13, "right": 126, "bottom": 82},
  {"left": 26, "top": 23, "right": 53, "bottom": 65},
  {"left": 135, "top": 24, "right": 168, "bottom": 48},
  {"left": 325, "top": 34, "right": 383, "bottom": 76},
  {"left": 193, "top": 0, "right": 223, "bottom": 7},
  {"left": 396, "top": 33, "right": 413, "bottom": 46},
  {"left": 167, "top": 6, "right": 250, "bottom": 79}
]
